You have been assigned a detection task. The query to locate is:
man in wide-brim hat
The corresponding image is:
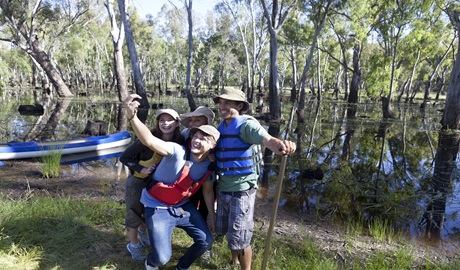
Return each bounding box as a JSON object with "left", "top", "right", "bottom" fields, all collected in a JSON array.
[
  {"left": 212, "top": 87, "right": 297, "bottom": 270},
  {"left": 213, "top": 87, "right": 250, "bottom": 113}
]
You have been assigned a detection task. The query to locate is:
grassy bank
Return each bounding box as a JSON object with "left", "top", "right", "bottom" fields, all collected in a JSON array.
[{"left": 0, "top": 195, "right": 457, "bottom": 270}]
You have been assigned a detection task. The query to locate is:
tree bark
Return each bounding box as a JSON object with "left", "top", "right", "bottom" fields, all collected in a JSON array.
[
  {"left": 260, "top": 0, "right": 294, "bottom": 191},
  {"left": 106, "top": 0, "right": 129, "bottom": 102},
  {"left": 289, "top": 44, "right": 297, "bottom": 102},
  {"left": 30, "top": 42, "right": 74, "bottom": 97},
  {"left": 348, "top": 43, "right": 362, "bottom": 104},
  {"left": 184, "top": 0, "right": 197, "bottom": 111},
  {"left": 441, "top": 23, "right": 460, "bottom": 129},
  {"left": 425, "top": 13, "right": 460, "bottom": 241},
  {"left": 118, "top": 0, "right": 149, "bottom": 123}
]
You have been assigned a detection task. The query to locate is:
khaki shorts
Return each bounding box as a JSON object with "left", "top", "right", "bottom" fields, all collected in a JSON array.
[
  {"left": 216, "top": 188, "right": 256, "bottom": 250},
  {"left": 125, "top": 174, "right": 147, "bottom": 228}
]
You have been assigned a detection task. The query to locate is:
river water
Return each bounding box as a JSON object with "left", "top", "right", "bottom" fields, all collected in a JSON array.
[{"left": 1, "top": 89, "right": 459, "bottom": 250}]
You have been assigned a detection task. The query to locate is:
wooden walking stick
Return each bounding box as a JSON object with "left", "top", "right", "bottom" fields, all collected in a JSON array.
[{"left": 261, "top": 105, "right": 297, "bottom": 270}]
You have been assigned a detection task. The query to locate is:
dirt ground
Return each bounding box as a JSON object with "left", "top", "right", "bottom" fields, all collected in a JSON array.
[{"left": 1, "top": 160, "right": 459, "bottom": 268}]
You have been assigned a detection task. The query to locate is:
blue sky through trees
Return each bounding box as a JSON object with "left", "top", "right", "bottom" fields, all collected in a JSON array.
[{"left": 133, "top": 0, "right": 217, "bottom": 18}]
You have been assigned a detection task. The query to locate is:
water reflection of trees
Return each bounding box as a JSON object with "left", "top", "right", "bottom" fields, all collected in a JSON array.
[
  {"left": 284, "top": 99, "right": 449, "bottom": 240},
  {"left": 420, "top": 131, "right": 457, "bottom": 242},
  {"left": 9, "top": 96, "right": 127, "bottom": 142},
  {"left": 3, "top": 90, "right": 458, "bottom": 242}
]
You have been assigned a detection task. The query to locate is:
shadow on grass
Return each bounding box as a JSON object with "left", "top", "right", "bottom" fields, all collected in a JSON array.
[
  {"left": 0, "top": 197, "right": 138, "bottom": 270},
  {"left": 0, "top": 196, "right": 219, "bottom": 270}
]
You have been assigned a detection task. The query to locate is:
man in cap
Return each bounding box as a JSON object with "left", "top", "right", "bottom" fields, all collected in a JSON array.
[
  {"left": 124, "top": 94, "right": 219, "bottom": 270},
  {"left": 180, "top": 105, "right": 217, "bottom": 262},
  {"left": 180, "top": 105, "right": 216, "bottom": 222},
  {"left": 213, "top": 87, "right": 296, "bottom": 270}
]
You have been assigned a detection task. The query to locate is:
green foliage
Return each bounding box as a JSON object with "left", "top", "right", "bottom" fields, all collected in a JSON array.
[
  {"left": 0, "top": 47, "right": 32, "bottom": 84},
  {"left": 0, "top": 196, "right": 125, "bottom": 269},
  {"left": 364, "top": 50, "right": 392, "bottom": 98},
  {"left": 0, "top": 193, "right": 458, "bottom": 269},
  {"left": 346, "top": 215, "right": 364, "bottom": 241},
  {"left": 355, "top": 248, "right": 414, "bottom": 270},
  {"left": 0, "top": 0, "right": 455, "bottom": 102},
  {"left": 39, "top": 147, "right": 63, "bottom": 179},
  {"left": 368, "top": 218, "right": 395, "bottom": 243}
]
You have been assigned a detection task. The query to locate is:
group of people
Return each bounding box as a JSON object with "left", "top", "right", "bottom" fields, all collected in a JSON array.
[{"left": 121, "top": 87, "right": 296, "bottom": 270}]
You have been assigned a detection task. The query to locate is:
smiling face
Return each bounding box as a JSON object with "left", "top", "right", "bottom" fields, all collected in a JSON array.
[
  {"left": 187, "top": 115, "right": 208, "bottom": 128},
  {"left": 217, "top": 98, "right": 243, "bottom": 123},
  {"left": 190, "top": 130, "right": 216, "bottom": 156},
  {"left": 157, "top": 113, "right": 179, "bottom": 134}
]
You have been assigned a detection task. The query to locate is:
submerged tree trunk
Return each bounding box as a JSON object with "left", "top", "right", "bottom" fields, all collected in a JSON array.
[
  {"left": 425, "top": 14, "right": 460, "bottom": 241},
  {"left": 259, "top": 0, "right": 294, "bottom": 193},
  {"left": 381, "top": 97, "right": 396, "bottom": 119},
  {"left": 425, "top": 131, "right": 457, "bottom": 240},
  {"left": 348, "top": 43, "right": 362, "bottom": 104}
]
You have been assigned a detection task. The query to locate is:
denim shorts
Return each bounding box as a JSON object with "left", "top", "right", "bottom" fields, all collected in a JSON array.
[{"left": 216, "top": 188, "right": 256, "bottom": 250}]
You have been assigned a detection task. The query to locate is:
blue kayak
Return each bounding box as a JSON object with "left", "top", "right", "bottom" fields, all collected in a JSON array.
[
  {"left": 0, "top": 131, "right": 132, "bottom": 160},
  {"left": 59, "top": 145, "right": 129, "bottom": 165}
]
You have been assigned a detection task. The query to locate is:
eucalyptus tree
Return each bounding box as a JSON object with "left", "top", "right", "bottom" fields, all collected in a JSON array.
[
  {"left": 194, "top": 30, "right": 224, "bottom": 91},
  {"left": 117, "top": 0, "right": 149, "bottom": 123},
  {"left": 295, "top": 0, "right": 334, "bottom": 108},
  {"left": 259, "top": 0, "right": 297, "bottom": 191},
  {"left": 284, "top": 0, "right": 334, "bottom": 187},
  {"left": 395, "top": 21, "right": 425, "bottom": 103},
  {"left": 55, "top": 8, "right": 113, "bottom": 95},
  {"left": 428, "top": 4, "right": 460, "bottom": 240},
  {"left": 134, "top": 15, "right": 166, "bottom": 93},
  {"left": 192, "top": 11, "right": 216, "bottom": 91},
  {"left": 389, "top": 3, "right": 453, "bottom": 106},
  {"left": 371, "top": 0, "right": 431, "bottom": 118},
  {"left": 260, "top": 0, "right": 297, "bottom": 120},
  {"left": 216, "top": 0, "right": 262, "bottom": 105},
  {"left": 280, "top": 12, "right": 312, "bottom": 103},
  {"left": 324, "top": 0, "right": 373, "bottom": 105},
  {"left": 417, "top": 17, "right": 454, "bottom": 106},
  {"left": 155, "top": 4, "right": 188, "bottom": 89},
  {"left": 203, "top": 12, "right": 242, "bottom": 89},
  {"left": 105, "top": 0, "right": 129, "bottom": 131},
  {"left": 0, "top": 46, "right": 32, "bottom": 89},
  {"left": 105, "top": 0, "right": 128, "bottom": 102},
  {"left": 282, "top": 0, "right": 334, "bottom": 150},
  {"left": 182, "top": 0, "right": 197, "bottom": 110},
  {"left": 0, "top": 0, "right": 93, "bottom": 97}
]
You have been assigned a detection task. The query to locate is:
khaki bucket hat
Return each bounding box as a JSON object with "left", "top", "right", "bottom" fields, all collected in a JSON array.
[
  {"left": 213, "top": 87, "right": 249, "bottom": 112},
  {"left": 190, "top": 125, "right": 220, "bottom": 142},
  {"left": 156, "top": 109, "right": 180, "bottom": 121},
  {"left": 180, "top": 106, "right": 215, "bottom": 127}
]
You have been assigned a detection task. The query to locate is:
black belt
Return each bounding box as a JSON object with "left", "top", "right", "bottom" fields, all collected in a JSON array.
[{"left": 221, "top": 188, "right": 255, "bottom": 197}]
